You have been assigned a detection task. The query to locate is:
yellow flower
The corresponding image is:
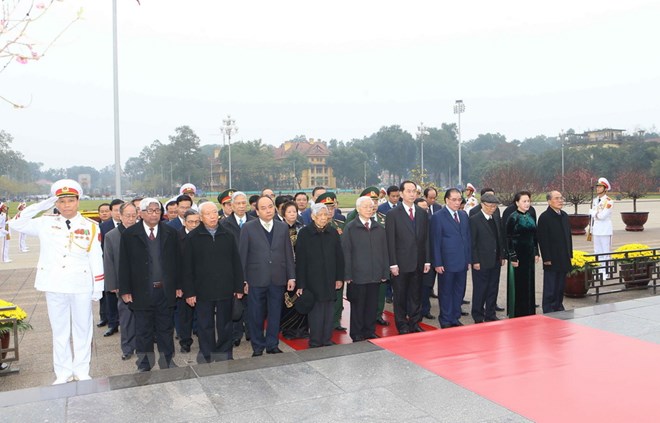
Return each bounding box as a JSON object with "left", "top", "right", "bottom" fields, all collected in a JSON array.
[
  {"left": 0, "top": 299, "right": 28, "bottom": 321},
  {"left": 571, "top": 250, "right": 596, "bottom": 270},
  {"left": 612, "top": 244, "right": 656, "bottom": 261}
]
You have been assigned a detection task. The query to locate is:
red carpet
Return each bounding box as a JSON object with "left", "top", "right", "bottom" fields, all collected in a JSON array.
[
  {"left": 280, "top": 299, "right": 436, "bottom": 351},
  {"left": 372, "top": 315, "right": 660, "bottom": 423}
]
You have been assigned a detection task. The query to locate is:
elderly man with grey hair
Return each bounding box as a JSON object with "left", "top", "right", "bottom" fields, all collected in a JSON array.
[
  {"left": 119, "top": 198, "right": 182, "bottom": 372},
  {"left": 341, "top": 196, "right": 389, "bottom": 341},
  {"left": 295, "top": 203, "right": 345, "bottom": 348},
  {"left": 183, "top": 202, "right": 244, "bottom": 363}
]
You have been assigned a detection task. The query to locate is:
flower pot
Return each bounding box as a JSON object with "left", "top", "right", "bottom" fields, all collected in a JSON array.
[
  {"left": 1, "top": 331, "right": 9, "bottom": 361},
  {"left": 620, "top": 262, "right": 655, "bottom": 288},
  {"left": 565, "top": 271, "right": 589, "bottom": 298},
  {"left": 620, "top": 212, "right": 649, "bottom": 232},
  {"left": 568, "top": 214, "right": 590, "bottom": 235}
]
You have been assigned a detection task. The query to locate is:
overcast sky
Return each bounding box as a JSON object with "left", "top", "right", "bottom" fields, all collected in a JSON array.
[{"left": 1, "top": 0, "right": 659, "bottom": 170}]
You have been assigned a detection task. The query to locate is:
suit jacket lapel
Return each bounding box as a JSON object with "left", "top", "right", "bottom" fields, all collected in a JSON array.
[{"left": 398, "top": 204, "right": 416, "bottom": 236}]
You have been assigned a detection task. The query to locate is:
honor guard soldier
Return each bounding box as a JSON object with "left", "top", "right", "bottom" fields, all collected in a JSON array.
[
  {"left": 217, "top": 189, "right": 236, "bottom": 219},
  {"left": 589, "top": 177, "right": 614, "bottom": 263},
  {"left": 179, "top": 183, "right": 198, "bottom": 210},
  {"left": 464, "top": 183, "right": 478, "bottom": 214},
  {"left": 0, "top": 202, "right": 10, "bottom": 262},
  {"left": 346, "top": 187, "right": 381, "bottom": 224},
  {"left": 9, "top": 179, "right": 104, "bottom": 384}
]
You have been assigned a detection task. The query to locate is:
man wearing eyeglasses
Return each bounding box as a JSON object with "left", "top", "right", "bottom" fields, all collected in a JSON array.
[
  {"left": 119, "top": 198, "right": 182, "bottom": 372},
  {"left": 537, "top": 190, "right": 572, "bottom": 314}
]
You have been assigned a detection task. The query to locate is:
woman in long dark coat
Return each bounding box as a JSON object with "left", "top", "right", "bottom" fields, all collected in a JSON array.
[
  {"left": 295, "top": 204, "right": 345, "bottom": 348},
  {"left": 505, "top": 191, "right": 539, "bottom": 318}
]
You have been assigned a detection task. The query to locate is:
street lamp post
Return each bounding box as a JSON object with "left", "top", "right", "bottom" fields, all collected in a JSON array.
[
  {"left": 453, "top": 100, "right": 465, "bottom": 188},
  {"left": 559, "top": 129, "right": 565, "bottom": 193},
  {"left": 112, "top": 0, "right": 121, "bottom": 198},
  {"left": 222, "top": 115, "right": 238, "bottom": 188},
  {"left": 416, "top": 122, "right": 429, "bottom": 185}
]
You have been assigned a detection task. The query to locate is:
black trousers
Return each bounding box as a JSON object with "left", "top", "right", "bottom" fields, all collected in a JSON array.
[
  {"left": 471, "top": 264, "right": 501, "bottom": 322},
  {"left": 248, "top": 284, "right": 285, "bottom": 353},
  {"left": 308, "top": 300, "right": 334, "bottom": 347},
  {"left": 348, "top": 282, "right": 379, "bottom": 341},
  {"left": 195, "top": 298, "right": 233, "bottom": 363},
  {"left": 542, "top": 269, "right": 566, "bottom": 313},
  {"left": 391, "top": 270, "right": 422, "bottom": 332},
  {"left": 175, "top": 297, "right": 195, "bottom": 348},
  {"left": 104, "top": 291, "right": 119, "bottom": 329},
  {"left": 133, "top": 288, "right": 175, "bottom": 371}
]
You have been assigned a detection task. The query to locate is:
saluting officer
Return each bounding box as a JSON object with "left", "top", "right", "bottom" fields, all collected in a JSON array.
[{"left": 9, "top": 179, "right": 104, "bottom": 384}]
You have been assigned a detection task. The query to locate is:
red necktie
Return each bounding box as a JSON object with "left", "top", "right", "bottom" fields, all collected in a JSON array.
[
  {"left": 409, "top": 207, "right": 414, "bottom": 221},
  {"left": 453, "top": 211, "right": 460, "bottom": 224},
  {"left": 149, "top": 228, "right": 155, "bottom": 240},
  {"left": 365, "top": 220, "right": 370, "bottom": 231}
]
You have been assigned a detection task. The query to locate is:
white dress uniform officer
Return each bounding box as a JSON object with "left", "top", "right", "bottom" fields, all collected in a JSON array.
[
  {"left": 464, "top": 183, "right": 478, "bottom": 214},
  {"left": 17, "top": 202, "right": 29, "bottom": 252},
  {"left": 0, "top": 202, "right": 10, "bottom": 262},
  {"left": 9, "top": 179, "right": 104, "bottom": 384},
  {"left": 589, "top": 177, "right": 614, "bottom": 263},
  {"left": 179, "top": 183, "right": 199, "bottom": 211}
]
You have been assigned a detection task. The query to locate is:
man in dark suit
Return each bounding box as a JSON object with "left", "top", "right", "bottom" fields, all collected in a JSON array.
[
  {"left": 220, "top": 191, "right": 255, "bottom": 346},
  {"left": 377, "top": 185, "right": 400, "bottom": 215},
  {"left": 431, "top": 188, "right": 472, "bottom": 328},
  {"left": 537, "top": 190, "right": 572, "bottom": 313},
  {"left": 469, "top": 193, "right": 505, "bottom": 323},
  {"left": 424, "top": 187, "right": 443, "bottom": 215},
  {"left": 174, "top": 209, "right": 200, "bottom": 353},
  {"left": 119, "top": 198, "right": 182, "bottom": 372},
  {"left": 99, "top": 198, "right": 124, "bottom": 336},
  {"left": 183, "top": 202, "right": 244, "bottom": 363},
  {"left": 239, "top": 195, "right": 296, "bottom": 356},
  {"left": 385, "top": 180, "right": 431, "bottom": 334},
  {"left": 167, "top": 194, "right": 193, "bottom": 231}
]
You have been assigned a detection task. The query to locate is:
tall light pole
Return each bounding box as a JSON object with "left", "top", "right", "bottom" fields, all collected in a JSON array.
[
  {"left": 222, "top": 115, "right": 238, "bottom": 188},
  {"left": 112, "top": 0, "right": 121, "bottom": 197},
  {"left": 453, "top": 99, "right": 465, "bottom": 188},
  {"left": 559, "top": 129, "right": 565, "bottom": 193},
  {"left": 416, "top": 122, "right": 429, "bottom": 185}
]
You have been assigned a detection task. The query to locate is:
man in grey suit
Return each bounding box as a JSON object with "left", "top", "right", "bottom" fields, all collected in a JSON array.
[
  {"left": 239, "top": 195, "right": 296, "bottom": 357},
  {"left": 103, "top": 202, "right": 139, "bottom": 360},
  {"left": 468, "top": 193, "right": 505, "bottom": 323}
]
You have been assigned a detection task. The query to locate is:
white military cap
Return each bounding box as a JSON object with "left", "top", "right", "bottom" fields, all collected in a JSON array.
[
  {"left": 179, "top": 183, "right": 197, "bottom": 195},
  {"left": 597, "top": 177, "right": 611, "bottom": 191},
  {"left": 50, "top": 179, "right": 83, "bottom": 198}
]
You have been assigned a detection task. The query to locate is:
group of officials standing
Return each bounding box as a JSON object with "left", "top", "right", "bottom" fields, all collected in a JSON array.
[{"left": 8, "top": 175, "right": 615, "bottom": 384}]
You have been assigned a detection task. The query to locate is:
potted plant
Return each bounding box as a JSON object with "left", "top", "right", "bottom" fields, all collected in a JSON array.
[
  {"left": 612, "top": 243, "right": 657, "bottom": 288},
  {"left": 565, "top": 249, "right": 596, "bottom": 297},
  {"left": 617, "top": 170, "right": 656, "bottom": 231},
  {"left": 0, "top": 299, "right": 33, "bottom": 371},
  {"left": 555, "top": 169, "right": 594, "bottom": 235}
]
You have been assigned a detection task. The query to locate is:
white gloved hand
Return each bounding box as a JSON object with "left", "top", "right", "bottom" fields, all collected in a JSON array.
[
  {"left": 91, "top": 291, "right": 103, "bottom": 301},
  {"left": 37, "top": 196, "right": 58, "bottom": 213}
]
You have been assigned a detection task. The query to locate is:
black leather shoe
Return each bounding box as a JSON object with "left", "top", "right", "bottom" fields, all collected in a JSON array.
[
  {"left": 334, "top": 325, "right": 347, "bottom": 331},
  {"left": 398, "top": 329, "right": 410, "bottom": 335},
  {"left": 412, "top": 325, "right": 424, "bottom": 333},
  {"left": 266, "top": 347, "right": 283, "bottom": 354},
  {"left": 440, "top": 324, "right": 452, "bottom": 329},
  {"left": 423, "top": 313, "right": 435, "bottom": 320},
  {"left": 96, "top": 320, "right": 108, "bottom": 328},
  {"left": 121, "top": 353, "right": 133, "bottom": 361},
  {"left": 462, "top": 300, "right": 470, "bottom": 305},
  {"left": 485, "top": 317, "right": 500, "bottom": 322},
  {"left": 168, "top": 362, "right": 179, "bottom": 369},
  {"left": 453, "top": 321, "right": 464, "bottom": 327},
  {"left": 385, "top": 297, "right": 393, "bottom": 304},
  {"left": 180, "top": 345, "right": 190, "bottom": 353},
  {"left": 103, "top": 327, "right": 118, "bottom": 337},
  {"left": 252, "top": 351, "right": 263, "bottom": 357},
  {"left": 366, "top": 333, "right": 380, "bottom": 339},
  {"left": 461, "top": 310, "right": 469, "bottom": 316},
  {"left": 352, "top": 336, "right": 365, "bottom": 342},
  {"left": 233, "top": 339, "right": 241, "bottom": 347},
  {"left": 137, "top": 368, "right": 150, "bottom": 373},
  {"left": 495, "top": 305, "right": 505, "bottom": 312},
  {"left": 376, "top": 317, "right": 390, "bottom": 326},
  {"left": 429, "top": 293, "right": 438, "bottom": 298}
]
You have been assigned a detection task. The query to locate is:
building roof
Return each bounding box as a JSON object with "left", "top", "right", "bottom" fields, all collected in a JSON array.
[{"left": 274, "top": 139, "right": 330, "bottom": 160}]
